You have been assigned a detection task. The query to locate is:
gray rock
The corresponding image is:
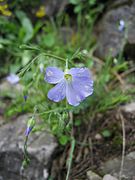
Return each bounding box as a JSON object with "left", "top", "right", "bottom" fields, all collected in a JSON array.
[
  {"left": 0, "top": 81, "right": 23, "bottom": 98},
  {"left": 100, "top": 151, "right": 135, "bottom": 180},
  {"left": 103, "top": 174, "right": 118, "bottom": 180},
  {"left": 121, "top": 102, "right": 135, "bottom": 113},
  {"left": 121, "top": 102, "right": 135, "bottom": 120},
  {"left": 0, "top": 114, "right": 58, "bottom": 180},
  {"left": 94, "top": 0, "right": 135, "bottom": 60},
  {"left": 87, "top": 170, "right": 102, "bottom": 180}
]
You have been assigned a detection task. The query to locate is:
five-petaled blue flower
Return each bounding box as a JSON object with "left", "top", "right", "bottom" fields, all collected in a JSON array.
[
  {"left": 45, "top": 67, "right": 93, "bottom": 106},
  {"left": 6, "top": 74, "right": 20, "bottom": 85}
]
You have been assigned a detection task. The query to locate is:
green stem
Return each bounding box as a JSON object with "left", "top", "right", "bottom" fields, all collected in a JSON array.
[
  {"left": 37, "top": 107, "right": 71, "bottom": 115},
  {"left": 66, "top": 137, "right": 75, "bottom": 180},
  {"left": 66, "top": 58, "right": 69, "bottom": 69},
  {"left": 19, "top": 53, "right": 74, "bottom": 76},
  {"left": 19, "top": 54, "right": 43, "bottom": 76},
  {"left": 44, "top": 53, "right": 67, "bottom": 63},
  {"left": 23, "top": 136, "right": 30, "bottom": 167},
  {"left": 66, "top": 110, "right": 75, "bottom": 180}
]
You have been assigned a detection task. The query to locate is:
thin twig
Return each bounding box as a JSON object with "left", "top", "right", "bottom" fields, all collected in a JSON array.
[
  {"left": 66, "top": 112, "right": 75, "bottom": 180},
  {"left": 121, "top": 66, "right": 135, "bottom": 78},
  {"left": 75, "top": 121, "right": 92, "bottom": 163},
  {"left": 88, "top": 137, "right": 94, "bottom": 167},
  {"left": 119, "top": 112, "right": 126, "bottom": 180},
  {"left": 112, "top": 72, "right": 125, "bottom": 85}
]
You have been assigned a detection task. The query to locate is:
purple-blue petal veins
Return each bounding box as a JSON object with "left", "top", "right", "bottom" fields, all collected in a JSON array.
[
  {"left": 69, "top": 67, "right": 91, "bottom": 79},
  {"left": 66, "top": 82, "right": 80, "bottom": 106},
  {"left": 47, "top": 80, "right": 66, "bottom": 102},
  {"left": 6, "top": 74, "right": 20, "bottom": 84},
  {"left": 45, "top": 67, "right": 93, "bottom": 106},
  {"left": 45, "top": 67, "right": 64, "bottom": 84}
]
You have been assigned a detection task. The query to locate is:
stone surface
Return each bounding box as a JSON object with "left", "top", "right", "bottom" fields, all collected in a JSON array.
[
  {"left": 103, "top": 174, "right": 118, "bottom": 180},
  {"left": 100, "top": 151, "right": 135, "bottom": 180},
  {"left": 121, "top": 102, "right": 135, "bottom": 113},
  {"left": 121, "top": 102, "right": 135, "bottom": 121},
  {"left": 94, "top": 0, "right": 135, "bottom": 59},
  {"left": 0, "top": 80, "right": 23, "bottom": 98},
  {"left": 0, "top": 114, "right": 58, "bottom": 180},
  {"left": 87, "top": 170, "right": 102, "bottom": 180}
]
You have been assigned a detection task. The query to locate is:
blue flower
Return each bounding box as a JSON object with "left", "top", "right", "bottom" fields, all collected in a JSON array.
[
  {"left": 6, "top": 74, "right": 20, "bottom": 84},
  {"left": 45, "top": 67, "right": 93, "bottom": 106},
  {"left": 118, "top": 20, "right": 125, "bottom": 32}
]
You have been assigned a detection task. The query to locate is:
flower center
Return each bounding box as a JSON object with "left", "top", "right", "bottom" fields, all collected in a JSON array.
[{"left": 64, "top": 74, "right": 72, "bottom": 81}]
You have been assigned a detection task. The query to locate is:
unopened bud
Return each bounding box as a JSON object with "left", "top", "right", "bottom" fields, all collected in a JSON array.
[{"left": 25, "top": 118, "right": 35, "bottom": 136}]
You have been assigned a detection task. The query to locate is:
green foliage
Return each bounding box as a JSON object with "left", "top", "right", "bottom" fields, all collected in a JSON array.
[
  {"left": 1, "top": 3, "right": 134, "bottom": 179},
  {"left": 0, "top": 0, "right": 102, "bottom": 76},
  {"left": 16, "top": 10, "right": 34, "bottom": 43},
  {"left": 1, "top": 2, "right": 132, "bottom": 148},
  {"left": 59, "top": 135, "right": 69, "bottom": 145},
  {"left": 69, "top": 0, "right": 104, "bottom": 27},
  {"left": 4, "top": 48, "right": 131, "bottom": 146},
  {"left": 74, "top": 119, "right": 81, "bottom": 126},
  {"left": 101, "top": 129, "right": 112, "bottom": 138}
]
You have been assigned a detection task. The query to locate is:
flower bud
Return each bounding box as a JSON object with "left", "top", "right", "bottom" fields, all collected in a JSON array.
[
  {"left": 25, "top": 118, "right": 35, "bottom": 136},
  {"left": 24, "top": 95, "right": 28, "bottom": 101}
]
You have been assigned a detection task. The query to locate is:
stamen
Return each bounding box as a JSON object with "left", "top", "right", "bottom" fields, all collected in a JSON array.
[{"left": 64, "top": 74, "right": 72, "bottom": 81}]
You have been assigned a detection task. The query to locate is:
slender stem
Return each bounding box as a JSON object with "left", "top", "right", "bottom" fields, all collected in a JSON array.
[
  {"left": 23, "top": 136, "right": 30, "bottom": 166},
  {"left": 19, "top": 54, "right": 43, "bottom": 76},
  {"left": 37, "top": 107, "right": 71, "bottom": 115},
  {"left": 119, "top": 112, "right": 126, "bottom": 180},
  {"left": 44, "top": 53, "right": 66, "bottom": 63},
  {"left": 19, "top": 53, "right": 74, "bottom": 76},
  {"left": 66, "top": 111, "right": 75, "bottom": 180},
  {"left": 66, "top": 58, "right": 69, "bottom": 69},
  {"left": 66, "top": 137, "right": 75, "bottom": 180}
]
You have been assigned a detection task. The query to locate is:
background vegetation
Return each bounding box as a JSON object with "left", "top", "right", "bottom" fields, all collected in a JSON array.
[{"left": 0, "top": 0, "right": 135, "bottom": 179}]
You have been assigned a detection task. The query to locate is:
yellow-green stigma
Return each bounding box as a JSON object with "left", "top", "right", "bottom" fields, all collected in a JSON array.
[{"left": 64, "top": 74, "right": 72, "bottom": 81}]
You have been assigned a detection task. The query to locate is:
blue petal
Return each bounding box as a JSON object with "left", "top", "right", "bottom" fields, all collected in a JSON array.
[
  {"left": 45, "top": 67, "right": 64, "bottom": 84},
  {"left": 66, "top": 77, "right": 93, "bottom": 106},
  {"left": 66, "top": 82, "right": 83, "bottom": 106},
  {"left": 72, "top": 77, "right": 93, "bottom": 98},
  {"left": 25, "top": 127, "right": 33, "bottom": 136},
  {"left": 48, "top": 80, "right": 66, "bottom": 102},
  {"left": 69, "top": 67, "right": 91, "bottom": 79}
]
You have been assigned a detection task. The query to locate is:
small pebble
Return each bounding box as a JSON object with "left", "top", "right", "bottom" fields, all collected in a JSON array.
[
  {"left": 103, "top": 174, "right": 118, "bottom": 180},
  {"left": 95, "top": 133, "right": 102, "bottom": 140},
  {"left": 87, "top": 170, "right": 102, "bottom": 180}
]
